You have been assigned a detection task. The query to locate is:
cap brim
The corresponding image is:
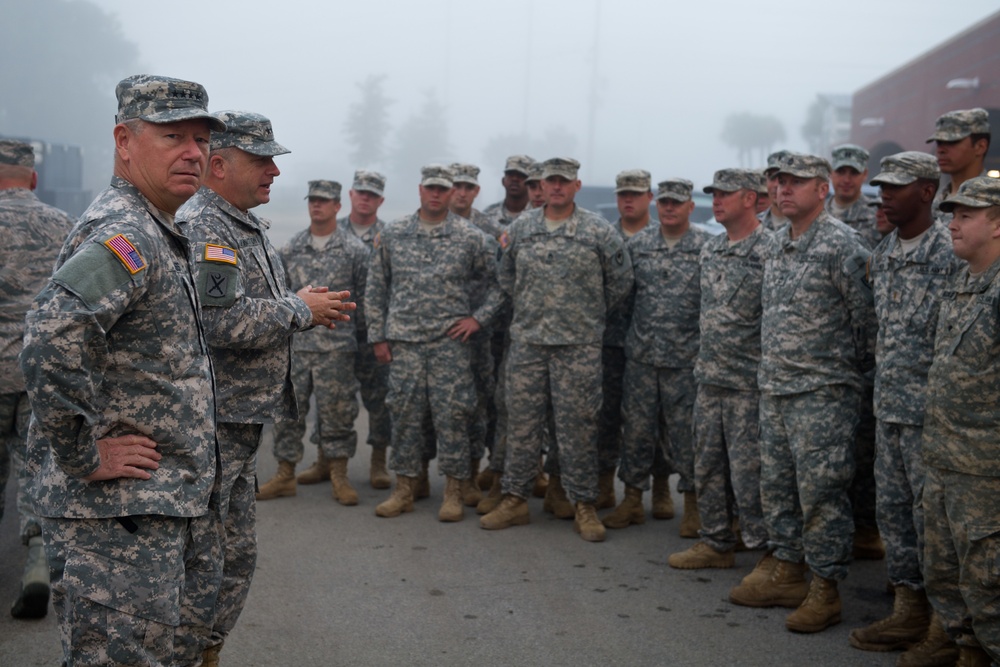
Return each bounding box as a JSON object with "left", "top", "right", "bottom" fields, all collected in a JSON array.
[
  {"left": 776, "top": 168, "right": 827, "bottom": 179},
  {"left": 870, "top": 173, "right": 917, "bottom": 186},
  {"left": 657, "top": 194, "right": 689, "bottom": 202},
  {"left": 616, "top": 187, "right": 648, "bottom": 194},
  {"left": 145, "top": 109, "right": 227, "bottom": 132},
  {"left": 239, "top": 141, "right": 291, "bottom": 157},
  {"left": 927, "top": 131, "right": 970, "bottom": 144},
  {"left": 353, "top": 186, "right": 384, "bottom": 196},
  {"left": 421, "top": 178, "right": 452, "bottom": 188},
  {"left": 453, "top": 178, "right": 479, "bottom": 186},
  {"left": 832, "top": 160, "right": 866, "bottom": 172},
  {"left": 505, "top": 169, "right": 530, "bottom": 177},
  {"left": 939, "top": 194, "right": 993, "bottom": 212}
]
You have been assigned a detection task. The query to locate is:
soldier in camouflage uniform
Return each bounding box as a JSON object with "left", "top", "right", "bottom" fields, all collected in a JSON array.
[
  {"left": 754, "top": 169, "right": 770, "bottom": 215},
  {"left": 482, "top": 157, "right": 633, "bottom": 543},
  {"left": 604, "top": 178, "right": 711, "bottom": 537},
  {"left": 19, "top": 74, "right": 223, "bottom": 667},
  {"left": 482, "top": 154, "right": 534, "bottom": 229},
  {"left": 178, "top": 112, "right": 352, "bottom": 665},
  {"left": 928, "top": 108, "right": 991, "bottom": 225},
  {"left": 846, "top": 153, "right": 958, "bottom": 658},
  {"left": 525, "top": 161, "right": 548, "bottom": 210},
  {"left": 920, "top": 177, "right": 1000, "bottom": 666},
  {"left": 367, "top": 165, "right": 503, "bottom": 523},
  {"left": 826, "top": 144, "right": 879, "bottom": 249},
  {"left": 667, "top": 169, "right": 769, "bottom": 570},
  {"left": 0, "top": 139, "right": 74, "bottom": 619},
  {"left": 729, "top": 153, "right": 876, "bottom": 635},
  {"left": 868, "top": 195, "right": 896, "bottom": 239},
  {"left": 264, "top": 180, "right": 370, "bottom": 506},
  {"left": 759, "top": 150, "right": 792, "bottom": 231}
]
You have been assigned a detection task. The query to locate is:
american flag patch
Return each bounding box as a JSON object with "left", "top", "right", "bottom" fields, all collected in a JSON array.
[
  {"left": 205, "top": 244, "right": 237, "bottom": 265},
  {"left": 104, "top": 234, "right": 146, "bottom": 274}
]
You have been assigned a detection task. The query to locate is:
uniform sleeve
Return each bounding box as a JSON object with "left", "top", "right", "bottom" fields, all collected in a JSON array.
[
  {"left": 365, "top": 235, "right": 390, "bottom": 344},
  {"left": 497, "top": 224, "right": 518, "bottom": 297},
  {"left": 837, "top": 240, "right": 877, "bottom": 374},
  {"left": 601, "top": 227, "right": 634, "bottom": 311},
  {"left": 471, "top": 233, "right": 505, "bottom": 329}
]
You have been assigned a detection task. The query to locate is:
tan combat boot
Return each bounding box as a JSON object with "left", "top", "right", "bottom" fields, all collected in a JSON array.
[
  {"left": 476, "top": 474, "right": 502, "bottom": 515},
  {"left": 439, "top": 476, "right": 464, "bottom": 522},
  {"left": 480, "top": 495, "right": 530, "bottom": 530},
  {"left": 679, "top": 491, "right": 701, "bottom": 538},
  {"left": 543, "top": 475, "right": 575, "bottom": 519},
  {"left": 739, "top": 550, "right": 778, "bottom": 588},
  {"left": 256, "top": 460, "right": 297, "bottom": 500},
  {"left": 957, "top": 646, "right": 993, "bottom": 667},
  {"left": 201, "top": 642, "right": 223, "bottom": 667},
  {"left": 476, "top": 467, "right": 496, "bottom": 492},
  {"left": 461, "top": 460, "right": 482, "bottom": 507},
  {"left": 668, "top": 541, "right": 735, "bottom": 570},
  {"left": 596, "top": 469, "right": 616, "bottom": 510},
  {"left": 532, "top": 456, "right": 548, "bottom": 498},
  {"left": 853, "top": 525, "right": 886, "bottom": 560},
  {"left": 574, "top": 502, "right": 606, "bottom": 542},
  {"left": 10, "top": 535, "right": 49, "bottom": 619},
  {"left": 415, "top": 460, "right": 430, "bottom": 500},
  {"left": 897, "top": 613, "right": 958, "bottom": 667},
  {"left": 849, "top": 585, "right": 930, "bottom": 652},
  {"left": 329, "top": 458, "right": 359, "bottom": 506},
  {"left": 375, "top": 475, "right": 416, "bottom": 518},
  {"left": 602, "top": 486, "right": 645, "bottom": 529},
  {"left": 786, "top": 576, "right": 841, "bottom": 633},
  {"left": 369, "top": 448, "right": 391, "bottom": 490},
  {"left": 651, "top": 474, "right": 674, "bottom": 519},
  {"left": 729, "top": 558, "right": 809, "bottom": 608},
  {"left": 297, "top": 450, "right": 330, "bottom": 484}
]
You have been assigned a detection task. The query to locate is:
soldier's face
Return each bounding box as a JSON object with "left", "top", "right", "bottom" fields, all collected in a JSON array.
[
  {"left": 308, "top": 196, "right": 341, "bottom": 226},
  {"left": 831, "top": 166, "right": 867, "bottom": 201},
  {"left": 451, "top": 182, "right": 480, "bottom": 211},
  {"left": 349, "top": 189, "right": 384, "bottom": 216},
  {"left": 874, "top": 206, "right": 894, "bottom": 237},
  {"left": 766, "top": 171, "right": 780, "bottom": 202},
  {"left": 776, "top": 174, "right": 828, "bottom": 221},
  {"left": 755, "top": 191, "right": 770, "bottom": 214},
  {"left": 711, "top": 189, "right": 748, "bottom": 225},
  {"left": 935, "top": 137, "right": 985, "bottom": 175},
  {"left": 419, "top": 184, "right": 453, "bottom": 217},
  {"left": 117, "top": 118, "right": 211, "bottom": 214},
  {"left": 541, "top": 176, "right": 580, "bottom": 207},
  {"left": 616, "top": 191, "right": 653, "bottom": 224},
  {"left": 503, "top": 171, "right": 527, "bottom": 197},
  {"left": 218, "top": 149, "right": 280, "bottom": 211},
  {"left": 878, "top": 182, "right": 924, "bottom": 225},
  {"left": 656, "top": 198, "right": 693, "bottom": 232},
  {"left": 527, "top": 180, "right": 546, "bottom": 208},
  {"left": 948, "top": 204, "right": 999, "bottom": 270}
]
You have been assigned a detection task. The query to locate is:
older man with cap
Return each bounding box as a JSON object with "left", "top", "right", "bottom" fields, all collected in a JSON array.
[
  {"left": 667, "top": 168, "right": 769, "bottom": 570},
  {"left": 367, "top": 164, "right": 503, "bottom": 523},
  {"left": 929, "top": 108, "right": 992, "bottom": 224},
  {"left": 728, "top": 153, "right": 876, "bottom": 636},
  {"left": 18, "top": 74, "right": 222, "bottom": 666},
  {"left": 483, "top": 154, "right": 535, "bottom": 229},
  {"left": 603, "top": 177, "right": 711, "bottom": 536},
  {"left": 0, "top": 139, "right": 74, "bottom": 620},
  {"left": 760, "top": 150, "right": 792, "bottom": 231},
  {"left": 177, "top": 111, "right": 352, "bottom": 665},
  {"left": 827, "top": 144, "right": 879, "bottom": 249},
  {"left": 482, "top": 157, "right": 633, "bottom": 543}
]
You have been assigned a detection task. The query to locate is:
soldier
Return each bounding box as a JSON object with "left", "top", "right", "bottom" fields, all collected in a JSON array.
[
  {"left": 667, "top": 168, "right": 769, "bottom": 569},
  {"left": 920, "top": 177, "right": 1000, "bottom": 666},
  {"left": 759, "top": 150, "right": 792, "bottom": 231},
  {"left": 728, "top": 153, "right": 876, "bottom": 635},
  {"left": 868, "top": 195, "right": 896, "bottom": 238},
  {"left": 846, "top": 153, "right": 957, "bottom": 660},
  {"left": 826, "top": 144, "right": 879, "bottom": 248},
  {"left": 525, "top": 161, "right": 547, "bottom": 210},
  {"left": 602, "top": 178, "right": 711, "bottom": 536},
  {"left": 367, "top": 165, "right": 503, "bottom": 523},
  {"left": 178, "top": 111, "right": 351, "bottom": 665},
  {"left": 261, "top": 180, "right": 369, "bottom": 506},
  {"left": 482, "top": 154, "right": 534, "bottom": 229},
  {"left": 0, "top": 139, "right": 74, "bottom": 619},
  {"left": 19, "top": 74, "right": 223, "bottom": 666},
  {"left": 481, "top": 157, "right": 633, "bottom": 543},
  {"left": 754, "top": 170, "right": 770, "bottom": 215},
  {"left": 928, "top": 108, "right": 991, "bottom": 223}
]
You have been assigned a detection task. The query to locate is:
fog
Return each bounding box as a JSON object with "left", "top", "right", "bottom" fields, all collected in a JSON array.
[{"left": 6, "top": 0, "right": 998, "bottom": 243}]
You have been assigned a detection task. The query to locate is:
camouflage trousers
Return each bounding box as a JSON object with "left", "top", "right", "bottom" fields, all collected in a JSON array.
[
  {"left": 923, "top": 466, "right": 1000, "bottom": 658},
  {"left": 618, "top": 360, "right": 690, "bottom": 492},
  {"left": 759, "top": 385, "right": 858, "bottom": 581},
  {"left": 468, "top": 329, "right": 496, "bottom": 463},
  {"left": 597, "top": 346, "right": 625, "bottom": 474},
  {"left": 486, "top": 338, "right": 509, "bottom": 474},
  {"left": 355, "top": 336, "right": 391, "bottom": 453},
  {"left": 502, "top": 341, "right": 600, "bottom": 504},
  {"left": 693, "top": 384, "right": 766, "bottom": 552},
  {"left": 876, "top": 421, "right": 926, "bottom": 590},
  {"left": 1, "top": 392, "right": 40, "bottom": 541},
  {"left": 386, "top": 338, "right": 475, "bottom": 479},
  {"left": 41, "top": 514, "right": 192, "bottom": 667},
  {"left": 851, "top": 382, "right": 877, "bottom": 530},
  {"left": 273, "top": 350, "right": 359, "bottom": 462}
]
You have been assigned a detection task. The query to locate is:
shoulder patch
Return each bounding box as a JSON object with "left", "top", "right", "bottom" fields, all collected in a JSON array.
[
  {"left": 204, "top": 243, "right": 238, "bottom": 265},
  {"left": 373, "top": 231, "right": 381, "bottom": 249},
  {"left": 104, "top": 234, "right": 146, "bottom": 274},
  {"left": 198, "top": 262, "right": 238, "bottom": 307},
  {"left": 615, "top": 249, "right": 625, "bottom": 266},
  {"left": 52, "top": 243, "right": 133, "bottom": 310},
  {"left": 498, "top": 230, "right": 511, "bottom": 250}
]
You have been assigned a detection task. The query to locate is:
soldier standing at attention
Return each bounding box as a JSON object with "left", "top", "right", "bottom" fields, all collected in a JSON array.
[
  {"left": 929, "top": 108, "right": 991, "bottom": 223},
  {"left": 482, "top": 154, "right": 534, "bottom": 229},
  {"left": 826, "top": 144, "right": 879, "bottom": 248},
  {"left": 759, "top": 150, "right": 791, "bottom": 231},
  {"left": 525, "top": 161, "right": 548, "bottom": 210}
]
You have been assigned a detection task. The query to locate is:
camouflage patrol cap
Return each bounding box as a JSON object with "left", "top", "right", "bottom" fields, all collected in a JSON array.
[
  {"left": 938, "top": 175, "right": 1000, "bottom": 212},
  {"left": 306, "top": 180, "right": 342, "bottom": 200},
  {"left": 541, "top": 157, "right": 581, "bottom": 181},
  {"left": 525, "top": 162, "right": 544, "bottom": 183},
  {"left": 504, "top": 155, "right": 535, "bottom": 176},
  {"left": 765, "top": 149, "right": 793, "bottom": 175},
  {"left": 420, "top": 164, "right": 454, "bottom": 188},
  {"left": 831, "top": 144, "right": 870, "bottom": 172},
  {"left": 211, "top": 111, "right": 290, "bottom": 157},
  {"left": 656, "top": 178, "right": 694, "bottom": 202},
  {"left": 754, "top": 170, "right": 768, "bottom": 195},
  {"left": 774, "top": 153, "right": 832, "bottom": 180},
  {"left": 352, "top": 169, "right": 386, "bottom": 196},
  {"left": 115, "top": 74, "right": 225, "bottom": 131},
  {"left": 615, "top": 169, "right": 652, "bottom": 193},
  {"left": 869, "top": 151, "right": 941, "bottom": 187},
  {"left": 703, "top": 168, "right": 760, "bottom": 194},
  {"left": 0, "top": 139, "right": 34, "bottom": 168},
  {"left": 927, "top": 108, "right": 991, "bottom": 143},
  {"left": 450, "top": 163, "right": 481, "bottom": 185}
]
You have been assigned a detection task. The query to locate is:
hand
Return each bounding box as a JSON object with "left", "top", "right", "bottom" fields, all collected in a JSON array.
[
  {"left": 447, "top": 317, "right": 481, "bottom": 343},
  {"left": 373, "top": 341, "right": 392, "bottom": 364},
  {"left": 297, "top": 286, "right": 356, "bottom": 328},
  {"left": 83, "top": 434, "right": 161, "bottom": 482}
]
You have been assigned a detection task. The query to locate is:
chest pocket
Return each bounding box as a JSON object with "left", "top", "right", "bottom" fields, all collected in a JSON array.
[
  {"left": 716, "top": 264, "right": 763, "bottom": 322},
  {"left": 945, "top": 298, "right": 1000, "bottom": 371},
  {"left": 244, "top": 243, "right": 284, "bottom": 300}
]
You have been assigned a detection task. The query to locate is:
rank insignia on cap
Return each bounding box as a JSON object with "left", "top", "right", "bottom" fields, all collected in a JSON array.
[
  {"left": 104, "top": 234, "right": 146, "bottom": 274},
  {"left": 205, "top": 244, "right": 238, "bottom": 265}
]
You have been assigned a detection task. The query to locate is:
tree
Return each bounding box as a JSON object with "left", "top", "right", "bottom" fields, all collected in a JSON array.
[
  {"left": 721, "top": 112, "right": 787, "bottom": 167},
  {"left": 344, "top": 74, "right": 392, "bottom": 168},
  {"left": 390, "top": 89, "right": 451, "bottom": 183}
]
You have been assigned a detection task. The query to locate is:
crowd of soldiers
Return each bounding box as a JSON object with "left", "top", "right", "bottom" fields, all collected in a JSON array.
[{"left": 0, "top": 70, "right": 997, "bottom": 667}]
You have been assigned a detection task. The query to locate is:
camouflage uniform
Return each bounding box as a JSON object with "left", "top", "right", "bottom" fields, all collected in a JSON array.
[
  {"left": 928, "top": 108, "right": 992, "bottom": 225},
  {"left": 826, "top": 195, "right": 879, "bottom": 250},
  {"left": 597, "top": 218, "right": 632, "bottom": 475}
]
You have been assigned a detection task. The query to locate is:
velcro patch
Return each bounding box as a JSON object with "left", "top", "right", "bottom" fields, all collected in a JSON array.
[
  {"left": 104, "top": 234, "right": 146, "bottom": 274},
  {"left": 204, "top": 244, "right": 237, "bottom": 265},
  {"left": 52, "top": 243, "right": 133, "bottom": 310}
]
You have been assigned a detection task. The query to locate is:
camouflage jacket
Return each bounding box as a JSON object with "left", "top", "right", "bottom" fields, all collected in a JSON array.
[
  {"left": 20, "top": 176, "right": 216, "bottom": 518},
  {"left": 603, "top": 218, "right": 642, "bottom": 349},
  {"left": 454, "top": 212, "right": 502, "bottom": 333},
  {"left": 179, "top": 187, "right": 312, "bottom": 424},
  {"left": 342, "top": 215, "right": 386, "bottom": 339},
  {"left": 366, "top": 211, "right": 503, "bottom": 343},
  {"left": 825, "top": 194, "right": 879, "bottom": 249},
  {"left": 500, "top": 205, "right": 633, "bottom": 346},
  {"left": 758, "top": 208, "right": 786, "bottom": 232},
  {"left": 483, "top": 200, "right": 530, "bottom": 229},
  {"left": 0, "top": 188, "right": 73, "bottom": 392}
]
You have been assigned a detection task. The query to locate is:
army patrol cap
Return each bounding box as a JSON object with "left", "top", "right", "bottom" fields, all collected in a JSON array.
[
  {"left": 656, "top": 178, "right": 694, "bottom": 202},
  {"left": 938, "top": 176, "right": 1000, "bottom": 212},
  {"left": 765, "top": 149, "right": 793, "bottom": 175},
  {"left": 420, "top": 164, "right": 454, "bottom": 188},
  {"left": 774, "top": 153, "right": 832, "bottom": 180},
  {"left": 541, "top": 157, "right": 581, "bottom": 181},
  {"left": 615, "top": 169, "right": 652, "bottom": 193},
  {"left": 703, "top": 168, "right": 760, "bottom": 194},
  {"left": 352, "top": 169, "right": 386, "bottom": 197},
  {"left": 831, "top": 144, "right": 870, "bottom": 172},
  {"left": 0, "top": 140, "right": 34, "bottom": 168},
  {"left": 869, "top": 151, "right": 941, "bottom": 187},
  {"left": 504, "top": 155, "right": 535, "bottom": 176},
  {"left": 927, "top": 108, "right": 991, "bottom": 143},
  {"left": 525, "top": 162, "right": 544, "bottom": 183},
  {"left": 211, "top": 111, "right": 290, "bottom": 157},
  {"left": 115, "top": 74, "right": 226, "bottom": 131},
  {"left": 450, "top": 163, "right": 481, "bottom": 185},
  {"left": 754, "top": 169, "right": 768, "bottom": 195},
  {"left": 305, "top": 180, "right": 341, "bottom": 200}
]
